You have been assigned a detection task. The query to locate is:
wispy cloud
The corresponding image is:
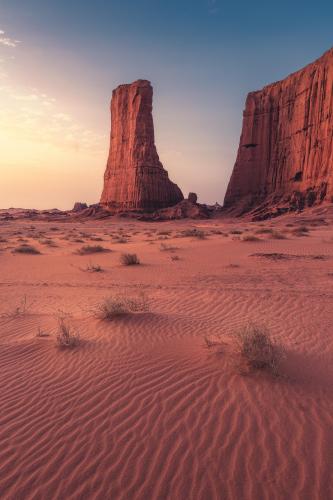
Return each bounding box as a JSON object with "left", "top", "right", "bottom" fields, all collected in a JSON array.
[
  {"left": 0, "top": 29, "right": 105, "bottom": 154},
  {"left": 0, "top": 29, "right": 20, "bottom": 48}
]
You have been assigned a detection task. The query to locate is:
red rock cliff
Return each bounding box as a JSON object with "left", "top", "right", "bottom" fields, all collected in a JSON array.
[
  {"left": 224, "top": 48, "right": 333, "bottom": 216},
  {"left": 100, "top": 80, "right": 183, "bottom": 211}
]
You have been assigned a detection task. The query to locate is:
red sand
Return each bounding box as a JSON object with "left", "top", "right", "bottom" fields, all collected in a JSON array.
[{"left": 0, "top": 209, "right": 333, "bottom": 499}]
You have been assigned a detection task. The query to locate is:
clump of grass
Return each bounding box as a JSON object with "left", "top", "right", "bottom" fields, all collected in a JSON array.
[
  {"left": 255, "top": 228, "right": 274, "bottom": 234},
  {"left": 96, "top": 292, "right": 148, "bottom": 320},
  {"left": 242, "top": 234, "right": 260, "bottom": 242},
  {"left": 269, "top": 231, "right": 287, "bottom": 240},
  {"left": 13, "top": 244, "right": 41, "bottom": 254},
  {"left": 171, "top": 255, "right": 180, "bottom": 261},
  {"left": 84, "top": 262, "right": 103, "bottom": 273},
  {"left": 235, "top": 323, "right": 283, "bottom": 376},
  {"left": 181, "top": 228, "right": 206, "bottom": 239},
  {"left": 292, "top": 226, "right": 310, "bottom": 237},
  {"left": 56, "top": 317, "right": 80, "bottom": 348},
  {"left": 230, "top": 229, "right": 243, "bottom": 235},
  {"left": 77, "top": 245, "right": 110, "bottom": 255},
  {"left": 120, "top": 253, "right": 140, "bottom": 265},
  {"left": 160, "top": 243, "right": 178, "bottom": 252}
]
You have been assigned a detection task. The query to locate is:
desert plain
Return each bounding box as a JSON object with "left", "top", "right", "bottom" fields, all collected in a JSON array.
[{"left": 0, "top": 207, "right": 333, "bottom": 499}]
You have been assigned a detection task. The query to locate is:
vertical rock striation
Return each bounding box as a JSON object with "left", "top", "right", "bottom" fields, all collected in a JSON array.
[
  {"left": 100, "top": 79, "right": 183, "bottom": 211},
  {"left": 224, "top": 48, "right": 333, "bottom": 216}
]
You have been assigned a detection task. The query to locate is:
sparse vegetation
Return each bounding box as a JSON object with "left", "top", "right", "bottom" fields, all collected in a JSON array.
[
  {"left": 56, "top": 317, "right": 80, "bottom": 348},
  {"left": 269, "top": 230, "right": 287, "bottom": 240},
  {"left": 120, "top": 253, "right": 140, "bottom": 265},
  {"left": 235, "top": 323, "right": 283, "bottom": 376},
  {"left": 160, "top": 243, "right": 178, "bottom": 252},
  {"left": 242, "top": 234, "right": 260, "bottom": 242},
  {"left": 77, "top": 245, "right": 110, "bottom": 255},
  {"left": 180, "top": 228, "right": 206, "bottom": 239},
  {"left": 13, "top": 244, "right": 41, "bottom": 254},
  {"left": 96, "top": 292, "right": 148, "bottom": 320},
  {"left": 84, "top": 262, "right": 103, "bottom": 272}
]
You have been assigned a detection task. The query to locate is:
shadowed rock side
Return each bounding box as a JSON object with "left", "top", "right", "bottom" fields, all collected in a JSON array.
[
  {"left": 100, "top": 80, "right": 183, "bottom": 212},
  {"left": 224, "top": 47, "right": 333, "bottom": 217}
]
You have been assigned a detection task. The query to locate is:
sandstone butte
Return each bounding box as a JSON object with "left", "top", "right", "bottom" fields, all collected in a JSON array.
[
  {"left": 100, "top": 79, "right": 183, "bottom": 212},
  {"left": 224, "top": 47, "right": 333, "bottom": 217}
]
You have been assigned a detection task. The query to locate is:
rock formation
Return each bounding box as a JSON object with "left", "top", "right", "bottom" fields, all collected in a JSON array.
[
  {"left": 224, "top": 47, "right": 333, "bottom": 217},
  {"left": 72, "top": 202, "right": 88, "bottom": 212},
  {"left": 100, "top": 79, "right": 183, "bottom": 211}
]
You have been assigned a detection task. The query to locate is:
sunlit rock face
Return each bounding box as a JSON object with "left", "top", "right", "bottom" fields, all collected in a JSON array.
[
  {"left": 100, "top": 80, "right": 183, "bottom": 212},
  {"left": 224, "top": 48, "right": 333, "bottom": 215}
]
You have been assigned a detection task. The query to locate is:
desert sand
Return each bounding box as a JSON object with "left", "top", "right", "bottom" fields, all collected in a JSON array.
[{"left": 0, "top": 208, "right": 333, "bottom": 499}]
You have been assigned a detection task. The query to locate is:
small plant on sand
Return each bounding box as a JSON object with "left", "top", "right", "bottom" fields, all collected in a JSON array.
[
  {"left": 292, "top": 225, "right": 310, "bottom": 237},
  {"left": 77, "top": 245, "right": 110, "bottom": 255},
  {"left": 84, "top": 262, "right": 103, "bottom": 272},
  {"left": 242, "top": 234, "right": 260, "bottom": 242},
  {"left": 160, "top": 243, "right": 178, "bottom": 252},
  {"left": 56, "top": 317, "right": 80, "bottom": 348},
  {"left": 235, "top": 323, "right": 283, "bottom": 376},
  {"left": 181, "top": 228, "right": 206, "bottom": 239},
  {"left": 269, "top": 230, "right": 287, "bottom": 240},
  {"left": 171, "top": 255, "right": 180, "bottom": 261},
  {"left": 13, "top": 244, "right": 41, "bottom": 254},
  {"left": 120, "top": 253, "right": 140, "bottom": 266},
  {"left": 96, "top": 292, "right": 149, "bottom": 320}
]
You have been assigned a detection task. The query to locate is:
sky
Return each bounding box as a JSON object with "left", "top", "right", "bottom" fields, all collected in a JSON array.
[{"left": 1, "top": 0, "right": 333, "bottom": 209}]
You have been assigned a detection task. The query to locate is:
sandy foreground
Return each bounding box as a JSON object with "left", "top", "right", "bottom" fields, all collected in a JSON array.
[{"left": 0, "top": 210, "right": 333, "bottom": 499}]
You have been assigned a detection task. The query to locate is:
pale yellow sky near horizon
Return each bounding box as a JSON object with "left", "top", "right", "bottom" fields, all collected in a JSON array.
[{"left": 0, "top": 26, "right": 233, "bottom": 210}]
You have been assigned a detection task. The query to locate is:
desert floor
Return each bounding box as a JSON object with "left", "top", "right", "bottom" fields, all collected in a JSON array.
[{"left": 0, "top": 209, "right": 333, "bottom": 499}]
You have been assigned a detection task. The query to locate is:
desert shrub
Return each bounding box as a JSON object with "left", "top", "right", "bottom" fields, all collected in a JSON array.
[
  {"left": 96, "top": 292, "right": 148, "bottom": 320},
  {"left": 181, "top": 228, "right": 206, "bottom": 239},
  {"left": 120, "top": 253, "right": 140, "bottom": 265},
  {"left": 235, "top": 323, "right": 283, "bottom": 375},
  {"left": 230, "top": 230, "right": 243, "bottom": 235},
  {"left": 269, "top": 231, "right": 287, "bottom": 240},
  {"left": 85, "top": 262, "right": 103, "bottom": 272},
  {"left": 291, "top": 225, "right": 310, "bottom": 237},
  {"left": 160, "top": 243, "right": 178, "bottom": 252},
  {"left": 171, "top": 255, "right": 180, "bottom": 261},
  {"left": 242, "top": 234, "right": 260, "bottom": 242},
  {"left": 255, "top": 228, "right": 274, "bottom": 234},
  {"left": 13, "top": 244, "right": 41, "bottom": 254},
  {"left": 56, "top": 318, "right": 80, "bottom": 348},
  {"left": 77, "top": 245, "right": 110, "bottom": 255}
]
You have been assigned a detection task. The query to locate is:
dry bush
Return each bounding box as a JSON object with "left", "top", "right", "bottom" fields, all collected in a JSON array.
[
  {"left": 242, "top": 234, "right": 260, "bottom": 242},
  {"left": 160, "top": 243, "right": 178, "bottom": 252},
  {"left": 56, "top": 317, "right": 80, "bottom": 348},
  {"left": 235, "top": 323, "right": 283, "bottom": 376},
  {"left": 120, "top": 253, "right": 140, "bottom": 265},
  {"left": 230, "top": 229, "right": 243, "bottom": 235},
  {"left": 77, "top": 245, "right": 110, "bottom": 255},
  {"left": 84, "top": 262, "right": 103, "bottom": 272},
  {"left": 181, "top": 228, "right": 206, "bottom": 239},
  {"left": 292, "top": 226, "right": 310, "bottom": 237},
  {"left": 171, "top": 255, "right": 180, "bottom": 261},
  {"left": 269, "top": 230, "right": 287, "bottom": 240},
  {"left": 255, "top": 228, "right": 274, "bottom": 234},
  {"left": 13, "top": 244, "right": 41, "bottom": 254},
  {"left": 96, "top": 292, "right": 149, "bottom": 320}
]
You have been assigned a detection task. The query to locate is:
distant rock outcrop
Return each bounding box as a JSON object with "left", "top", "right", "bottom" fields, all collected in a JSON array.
[
  {"left": 224, "top": 48, "right": 333, "bottom": 218},
  {"left": 72, "top": 202, "right": 88, "bottom": 212},
  {"left": 188, "top": 192, "right": 198, "bottom": 204},
  {"left": 100, "top": 79, "right": 183, "bottom": 212}
]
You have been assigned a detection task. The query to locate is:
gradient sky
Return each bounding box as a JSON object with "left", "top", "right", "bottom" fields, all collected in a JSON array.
[{"left": 1, "top": 0, "right": 333, "bottom": 209}]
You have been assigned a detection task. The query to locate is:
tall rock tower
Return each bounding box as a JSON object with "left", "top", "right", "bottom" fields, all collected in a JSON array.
[{"left": 100, "top": 80, "right": 183, "bottom": 211}]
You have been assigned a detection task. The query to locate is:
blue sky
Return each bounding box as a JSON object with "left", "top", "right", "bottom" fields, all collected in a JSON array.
[{"left": 1, "top": 0, "right": 333, "bottom": 208}]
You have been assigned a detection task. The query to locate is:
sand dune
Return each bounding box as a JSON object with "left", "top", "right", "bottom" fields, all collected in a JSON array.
[{"left": 0, "top": 211, "right": 333, "bottom": 499}]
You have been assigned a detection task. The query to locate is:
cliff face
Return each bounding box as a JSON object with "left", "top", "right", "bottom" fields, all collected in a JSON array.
[
  {"left": 224, "top": 48, "right": 333, "bottom": 216},
  {"left": 100, "top": 80, "right": 183, "bottom": 211}
]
